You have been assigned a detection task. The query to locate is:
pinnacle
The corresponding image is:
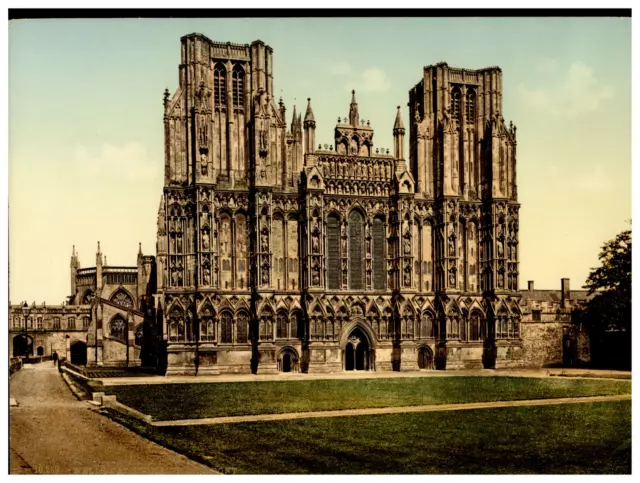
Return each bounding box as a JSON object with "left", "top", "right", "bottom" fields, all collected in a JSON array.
[
  {"left": 394, "top": 105, "right": 405, "bottom": 131},
  {"left": 304, "top": 98, "right": 315, "bottom": 123}
]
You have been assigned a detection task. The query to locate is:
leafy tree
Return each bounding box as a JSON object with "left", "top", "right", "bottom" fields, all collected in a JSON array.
[
  {"left": 582, "top": 229, "right": 631, "bottom": 332},
  {"left": 575, "top": 229, "right": 631, "bottom": 368}
]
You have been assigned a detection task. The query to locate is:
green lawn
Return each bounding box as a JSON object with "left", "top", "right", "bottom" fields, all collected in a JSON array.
[
  {"left": 105, "top": 400, "right": 631, "bottom": 474},
  {"left": 105, "top": 376, "right": 631, "bottom": 420}
]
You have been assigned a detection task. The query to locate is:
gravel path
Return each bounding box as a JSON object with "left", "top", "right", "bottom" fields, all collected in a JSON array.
[{"left": 9, "top": 363, "right": 215, "bottom": 474}]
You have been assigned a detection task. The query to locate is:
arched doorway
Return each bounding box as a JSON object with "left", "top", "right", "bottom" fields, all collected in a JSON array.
[
  {"left": 344, "top": 327, "right": 372, "bottom": 371},
  {"left": 12, "top": 335, "right": 33, "bottom": 357},
  {"left": 278, "top": 348, "right": 298, "bottom": 373},
  {"left": 70, "top": 341, "right": 87, "bottom": 366},
  {"left": 36, "top": 346, "right": 44, "bottom": 356},
  {"left": 417, "top": 346, "right": 434, "bottom": 370}
]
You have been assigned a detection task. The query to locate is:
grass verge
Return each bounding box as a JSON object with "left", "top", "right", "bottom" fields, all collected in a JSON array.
[
  {"left": 104, "top": 400, "right": 631, "bottom": 474},
  {"left": 105, "top": 376, "right": 631, "bottom": 420}
]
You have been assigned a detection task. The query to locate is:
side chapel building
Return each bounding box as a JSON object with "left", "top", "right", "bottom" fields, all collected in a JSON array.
[{"left": 9, "top": 33, "right": 589, "bottom": 374}]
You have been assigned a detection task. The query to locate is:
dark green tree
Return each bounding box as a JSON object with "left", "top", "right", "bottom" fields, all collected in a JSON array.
[{"left": 576, "top": 229, "right": 631, "bottom": 368}]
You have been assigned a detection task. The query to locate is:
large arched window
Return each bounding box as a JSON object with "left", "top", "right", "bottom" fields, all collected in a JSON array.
[
  {"left": 237, "top": 311, "right": 249, "bottom": 344},
  {"left": 276, "top": 311, "right": 288, "bottom": 339},
  {"left": 272, "top": 215, "right": 285, "bottom": 290},
  {"left": 349, "top": 210, "right": 365, "bottom": 289},
  {"left": 110, "top": 315, "right": 127, "bottom": 343},
  {"left": 287, "top": 216, "right": 299, "bottom": 290},
  {"left": 213, "top": 63, "right": 226, "bottom": 107},
  {"left": 372, "top": 216, "right": 386, "bottom": 290},
  {"left": 290, "top": 312, "right": 301, "bottom": 339},
  {"left": 232, "top": 65, "right": 245, "bottom": 108},
  {"left": 259, "top": 309, "right": 273, "bottom": 342},
  {"left": 419, "top": 313, "right": 434, "bottom": 338},
  {"left": 466, "top": 89, "right": 476, "bottom": 122},
  {"left": 326, "top": 214, "right": 340, "bottom": 289},
  {"left": 451, "top": 87, "right": 461, "bottom": 120},
  {"left": 220, "top": 311, "right": 233, "bottom": 344},
  {"left": 469, "top": 312, "right": 485, "bottom": 341}
]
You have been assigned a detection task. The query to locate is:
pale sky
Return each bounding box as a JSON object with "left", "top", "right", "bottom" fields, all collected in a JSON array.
[{"left": 8, "top": 17, "right": 631, "bottom": 304}]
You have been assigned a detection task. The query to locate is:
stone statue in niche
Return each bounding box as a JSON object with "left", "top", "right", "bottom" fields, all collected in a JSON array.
[
  {"left": 202, "top": 230, "right": 210, "bottom": 250},
  {"left": 203, "top": 266, "right": 211, "bottom": 285},
  {"left": 312, "top": 235, "right": 319, "bottom": 254},
  {"left": 177, "top": 234, "right": 183, "bottom": 253},
  {"left": 200, "top": 152, "right": 208, "bottom": 175},
  {"left": 497, "top": 240, "right": 504, "bottom": 257},
  {"left": 341, "top": 236, "right": 347, "bottom": 254},
  {"left": 449, "top": 270, "right": 456, "bottom": 287},
  {"left": 497, "top": 274, "right": 504, "bottom": 289},
  {"left": 261, "top": 231, "right": 269, "bottom": 253},
  {"left": 198, "top": 123, "right": 208, "bottom": 147},
  {"left": 311, "top": 218, "right": 319, "bottom": 234},
  {"left": 221, "top": 221, "right": 230, "bottom": 255},
  {"left": 177, "top": 270, "right": 183, "bottom": 287},
  {"left": 262, "top": 269, "right": 269, "bottom": 285}
]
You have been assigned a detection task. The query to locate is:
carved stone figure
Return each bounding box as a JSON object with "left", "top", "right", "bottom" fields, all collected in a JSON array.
[
  {"left": 202, "top": 230, "right": 210, "bottom": 250},
  {"left": 203, "top": 266, "right": 211, "bottom": 285},
  {"left": 262, "top": 269, "right": 269, "bottom": 285},
  {"left": 200, "top": 153, "right": 208, "bottom": 175},
  {"left": 261, "top": 232, "right": 269, "bottom": 252},
  {"left": 404, "top": 238, "right": 411, "bottom": 255},
  {"left": 312, "top": 235, "right": 319, "bottom": 254}
]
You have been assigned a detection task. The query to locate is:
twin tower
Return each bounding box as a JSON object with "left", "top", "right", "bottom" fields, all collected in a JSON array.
[{"left": 156, "top": 33, "right": 521, "bottom": 375}]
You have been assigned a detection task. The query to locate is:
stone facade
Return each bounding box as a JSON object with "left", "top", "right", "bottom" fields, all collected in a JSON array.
[
  {"left": 519, "top": 278, "right": 591, "bottom": 367},
  {"left": 155, "top": 33, "right": 523, "bottom": 375},
  {"left": 9, "top": 243, "right": 156, "bottom": 367}
]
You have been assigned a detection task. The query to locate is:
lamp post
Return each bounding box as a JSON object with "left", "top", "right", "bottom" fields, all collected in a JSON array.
[{"left": 21, "top": 301, "right": 30, "bottom": 359}]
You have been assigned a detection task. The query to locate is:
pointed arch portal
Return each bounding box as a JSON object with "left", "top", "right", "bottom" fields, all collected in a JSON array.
[{"left": 344, "top": 326, "right": 372, "bottom": 371}]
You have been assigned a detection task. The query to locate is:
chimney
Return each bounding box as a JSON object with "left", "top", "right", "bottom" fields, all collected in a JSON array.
[
  {"left": 561, "top": 278, "right": 570, "bottom": 308},
  {"left": 528, "top": 280, "right": 534, "bottom": 291}
]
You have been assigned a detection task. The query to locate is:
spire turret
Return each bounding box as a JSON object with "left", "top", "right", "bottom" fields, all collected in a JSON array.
[
  {"left": 393, "top": 105, "right": 405, "bottom": 132},
  {"left": 303, "top": 98, "right": 316, "bottom": 155},
  {"left": 393, "top": 106, "right": 405, "bottom": 161},
  {"left": 348, "top": 89, "right": 359, "bottom": 126}
]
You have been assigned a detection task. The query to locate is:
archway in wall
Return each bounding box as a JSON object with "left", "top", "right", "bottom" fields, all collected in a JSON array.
[
  {"left": 36, "top": 346, "right": 44, "bottom": 357},
  {"left": 278, "top": 348, "right": 299, "bottom": 373},
  {"left": 344, "top": 327, "right": 371, "bottom": 371},
  {"left": 417, "top": 346, "right": 434, "bottom": 370},
  {"left": 70, "top": 341, "right": 87, "bottom": 366},
  {"left": 12, "top": 335, "right": 33, "bottom": 357}
]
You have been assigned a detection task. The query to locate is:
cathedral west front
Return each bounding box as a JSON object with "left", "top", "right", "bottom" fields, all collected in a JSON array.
[
  {"left": 155, "top": 33, "right": 522, "bottom": 375},
  {"left": 13, "top": 32, "right": 584, "bottom": 375}
]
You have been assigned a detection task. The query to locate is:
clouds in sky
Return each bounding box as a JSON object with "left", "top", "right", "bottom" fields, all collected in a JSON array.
[
  {"left": 518, "top": 60, "right": 614, "bottom": 117},
  {"left": 74, "top": 142, "right": 159, "bottom": 182},
  {"left": 327, "top": 61, "right": 390, "bottom": 93}
]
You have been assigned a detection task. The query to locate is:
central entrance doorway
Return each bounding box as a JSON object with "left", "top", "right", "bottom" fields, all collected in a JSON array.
[{"left": 344, "top": 327, "right": 371, "bottom": 371}]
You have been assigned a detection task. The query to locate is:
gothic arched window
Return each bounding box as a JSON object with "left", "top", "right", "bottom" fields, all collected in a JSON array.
[
  {"left": 220, "top": 311, "right": 233, "bottom": 344},
  {"left": 276, "top": 311, "right": 288, "bottom": 339},
  {"left": 348, "top": 210, "right": 365, "bottom": 289},
  {"left": 259, "top": 310, "right": 273, "bottom": 342},
  {"left": 466, "top": 89, "right": 476, "bottom": 122},
  {"left": 372, "top": 216, "right": 386, "bottom": 290},
  {"left": 290, "top": 312, "right": 301, "bottom": 339},
  {"left": 237, "top": 311, "right": 249, "bottom": 344},
  {"left": 451, "top": 87, "right": 461, "bottom": 121},
  {"left": 214, "top": 63, "right": 226, "bottom": 107},
  {"left": 232, "top": 65, "right": 245, "bottom": 108},
  {"left": 110, "top": 315, "right": 127, "bottom": 343},
  {"left": 326, "top": 214, "right": 340, "bottom": 289}
]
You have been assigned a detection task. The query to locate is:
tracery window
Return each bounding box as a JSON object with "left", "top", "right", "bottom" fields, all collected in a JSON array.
[
  {"left": 466, "top": 89, "right": 476, "bottom": 121},
  {"left": 110, "top": 315, "right": 127, "bottom": 343},
  {"left": 53, "top": 317, "right": 61, "bottom": 329},
  {"left": 326, "top": 214, "right": 340, "bottom": 289},
  {"left": 220, "top": 312, "right": 233, "bottom": 344},
  {"left": 469, "top": 313, "right": 485, "bottom": 341},
  {"left": 451, "top": 87, "right": 461, "bottom": 121},
  {"left": 272, "top": 216, "right": 285, "bottom": 290},
  {"left": 111, "top": 290, "right": 134, "bottom": 309},
  {"left": 290, "top": 312, "right": 300, "bottom": 339},
  {"left": 419, "top": 313, "right": 434, "bottom": 338},
  {"left": 213, "top": 63, "right": 226, "bottom": 107},
  {"left": 349, "top": 210, "right": 365, "bottom": 289},
  {"left": 372, "top": 217, "right": 386, "bottom": 290},
  {"left": 237, "top": 311, "right": 249, "bottom": 344},
  {"left": 276, "top": 312, "right": 288, "bottom": 339},
  {"left": 37, "top": 317, "right": 43, "bottom": 329},
  {"left": 259, "top": 310, "right": 273, "bottom": 342},
  {"left": 232, "top": 65, "right": 245, "bottom": 108},
  {"left": 447, "top": 316, "right": 460, "bottom": 339},
  {"left": 68, "top": 317, "right": 76, "bottom": 330}
]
